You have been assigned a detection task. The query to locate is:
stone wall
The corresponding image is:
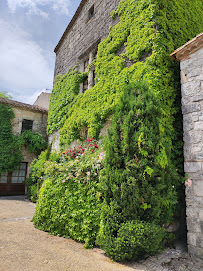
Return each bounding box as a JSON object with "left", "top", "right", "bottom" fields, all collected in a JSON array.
[
  {"left": 180, "top": 47, "right": 203, "bottom": 258},
  {"left": 54, "top": 0, "right": 120, "bottom": 78},
  {"left": 12, "top": 107, "right": 48, "bottom": 138},
  {"left": 33, "top": 92, "right": 50, "bottom": 110}
]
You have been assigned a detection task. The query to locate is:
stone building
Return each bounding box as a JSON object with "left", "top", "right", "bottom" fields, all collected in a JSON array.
[
  {"left": 52, "top": 0, "right": 203, "bottom": 258},
  {"left": 34, "top": 92, "right": 50, "bottom": 111},
  {"left": 50, "top": 0, "right": 121, "bottom": 151},
  {"left": 171, "top": 32, "right": 203, "bottom": 259},
  {"left": 54, "top": 0, "right": 120, "bottom": 83},
  {"left": 0, "top": 97, "right": 48, "bottom": 195}
]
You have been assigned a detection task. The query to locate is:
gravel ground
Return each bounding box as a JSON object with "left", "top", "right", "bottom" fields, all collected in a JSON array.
[{"left": 0, "top": 196, "right": 203, "bottom": 271}]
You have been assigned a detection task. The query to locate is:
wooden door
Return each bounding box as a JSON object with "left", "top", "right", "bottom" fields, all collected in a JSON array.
[{"left": 0, "top": 162, "right": 27, "bottom": 195}]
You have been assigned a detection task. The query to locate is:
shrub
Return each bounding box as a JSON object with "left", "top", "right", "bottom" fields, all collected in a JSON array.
[
  {"left": 32, "top": 140, "right": 105, "bottom": 248},
  {"left": 97, "top": 219, "right": 166, "bottom": 262},
  {"left": 26, "top": 150, "right": 58, "bottom": 202},
  {"left": 97, "top": 82, "right": 181, "bottom": 260}
]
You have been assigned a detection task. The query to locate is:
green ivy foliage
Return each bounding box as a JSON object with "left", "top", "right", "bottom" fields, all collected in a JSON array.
[
  {"left": 47, "top": 68, "right": 88, "bottom": 134},
  {"left": 0, "top": 103, "right": 48, "bottom": 175},
  {"left": 19, "top": 130, "right": 47, "bottom": 155},
  {"left": 48, "top": 0, "right": 203, "bottom": 153},
  {"left": 0, "top": 104, "right": 22, "bottom": 174}
]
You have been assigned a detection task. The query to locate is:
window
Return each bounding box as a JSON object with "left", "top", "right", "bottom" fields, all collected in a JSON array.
[
  {"left": 0, "top": 172, "right": 8, "bottom": 184},
  {"left": 11, "top": 163, "right": 27, "bottom": 184},
  {"left": 84, "top": 58, "right": 89, "bottom": 72},
  {"left": 21, "top": 119, "right": 33, "bottom": 133},
  {"left": 93, "top": 70, "right": 96, "bottom": 86},
  {"left": 88, "top": 5, "right": 94, "bottom": 20},
  {"left": 0, "top": 163, "right": 27, "bottom": 184},
  {"left": 83, "top": 77, "right": 88, "bottom": 93}
]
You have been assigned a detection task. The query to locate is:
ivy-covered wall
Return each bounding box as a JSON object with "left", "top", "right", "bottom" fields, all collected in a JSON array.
[
  {"left": 0, "top": 102, "right": 48, "bottom": 176},
  {"left": 48, "top": 0, "right": 203, "bottom": 161}
]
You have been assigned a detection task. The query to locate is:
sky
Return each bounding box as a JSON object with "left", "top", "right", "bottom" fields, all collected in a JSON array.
[{"left": 0, "top": 0, "right": 81, "bottom": 104}]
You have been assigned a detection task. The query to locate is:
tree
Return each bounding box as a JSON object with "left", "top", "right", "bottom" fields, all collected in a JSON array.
[
  {"left": 97, "top": 81, "right": 181, "bottom": 261},
  {"left": 0, "top": 91, "right": 12, "bottom": 98}
]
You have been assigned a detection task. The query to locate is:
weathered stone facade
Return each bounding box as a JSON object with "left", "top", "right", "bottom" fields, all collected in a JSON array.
[
  {"left": 171, "top": 32, "right": 203, "bottom": 259},
  {"left": 54, "top": 0, "right": 120, "bottom": 78},
  {"left": 12, "top": 107, "right": 47, "bottom": 139}
]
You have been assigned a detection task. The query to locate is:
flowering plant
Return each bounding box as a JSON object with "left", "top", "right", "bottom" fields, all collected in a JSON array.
[{"left": 59, "top": 138, "right": 99, "bottom": 161}]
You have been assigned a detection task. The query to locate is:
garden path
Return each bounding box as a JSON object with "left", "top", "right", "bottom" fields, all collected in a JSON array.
[
  {"left": 0, "top": 196, "right": 202, "bottom": 271},
  {"left": 0, "top": 196, "right": 140, "bottom": 271}
]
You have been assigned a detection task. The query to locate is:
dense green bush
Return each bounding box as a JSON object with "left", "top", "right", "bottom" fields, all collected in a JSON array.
[
  {"left": 96, "top": 82, "right": 180, "bottom": 259},
  {"left": 32, "top": 140, "right": 105, "bottom": 247},
  {"left": 97, "top": 219, "right": 166, "bottom": 262},
  {"left": 26, "top": 150, "right": 58, "bottom": 202}
]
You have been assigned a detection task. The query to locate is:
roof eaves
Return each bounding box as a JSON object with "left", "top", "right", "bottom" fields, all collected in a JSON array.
[
  {"left": 0, "top": 97, "right": 48, "bottom": 114},
  {"left": 170, "top": 32, "right": 203, "bottom": 61},
  {"left": 54, "top": 0, "right": 88, "bottom": 53}
]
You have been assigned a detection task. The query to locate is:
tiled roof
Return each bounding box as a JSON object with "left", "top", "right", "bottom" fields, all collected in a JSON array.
[
  {"left": 170, "top": 32, "right": 203, "bottom": 61},
  {"left": 0, "top": 97, "right": 48, "bottom": 113},
  {"left": 54, "top": 0, "right": 87, "bottom": 53}
]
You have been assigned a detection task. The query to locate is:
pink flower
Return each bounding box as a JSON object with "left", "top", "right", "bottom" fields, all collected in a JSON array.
[
  {"left": 185, "top": 179, "right": 192, "bottom": 187},
  {"left": 87, "top": 171, "right": 91, "bottom": 176},
  {"left": 62, "top": 180, "right": 65, "bottom": 183}
]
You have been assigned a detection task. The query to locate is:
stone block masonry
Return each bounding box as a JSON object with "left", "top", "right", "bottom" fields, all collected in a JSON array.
[
  {"left": 54, "top": 0, "right": 120, "bottom": 78},
  {"left": 180, "top": 45, "right": 203, "bottom": 259}
]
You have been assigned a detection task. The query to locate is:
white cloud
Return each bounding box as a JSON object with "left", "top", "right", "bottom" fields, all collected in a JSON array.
[
  {"left": 7, "top": 0, "right": 71, "bottom": 17},
  {"left": 0, "top": 19, "right": 54, "bottom": 104}
]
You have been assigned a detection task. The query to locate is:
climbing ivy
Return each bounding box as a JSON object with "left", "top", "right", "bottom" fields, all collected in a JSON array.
[
  {"left": 48, "top": 0, "right": 203, "bottom": 155},
  {"left": 0, "top": 104, "right": 22, "bottom": 174},
  {"left": 0, "top": 103, "right": 47, "bottom": 175},
  {"left": 19, "top": 130, "right": 47, "bottom": 155},
  {"left": 47, "top": 67, "right": 87, "bottom": 134}
]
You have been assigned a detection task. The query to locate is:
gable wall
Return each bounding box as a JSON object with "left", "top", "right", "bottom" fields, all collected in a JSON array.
[{"left": 54, "top": 0, "right": 120, "bottom": 78}]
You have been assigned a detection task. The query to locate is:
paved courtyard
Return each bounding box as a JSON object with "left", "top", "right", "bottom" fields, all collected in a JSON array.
[{"left": 0, "top": 196, "right": 202, "bottom": 271}]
